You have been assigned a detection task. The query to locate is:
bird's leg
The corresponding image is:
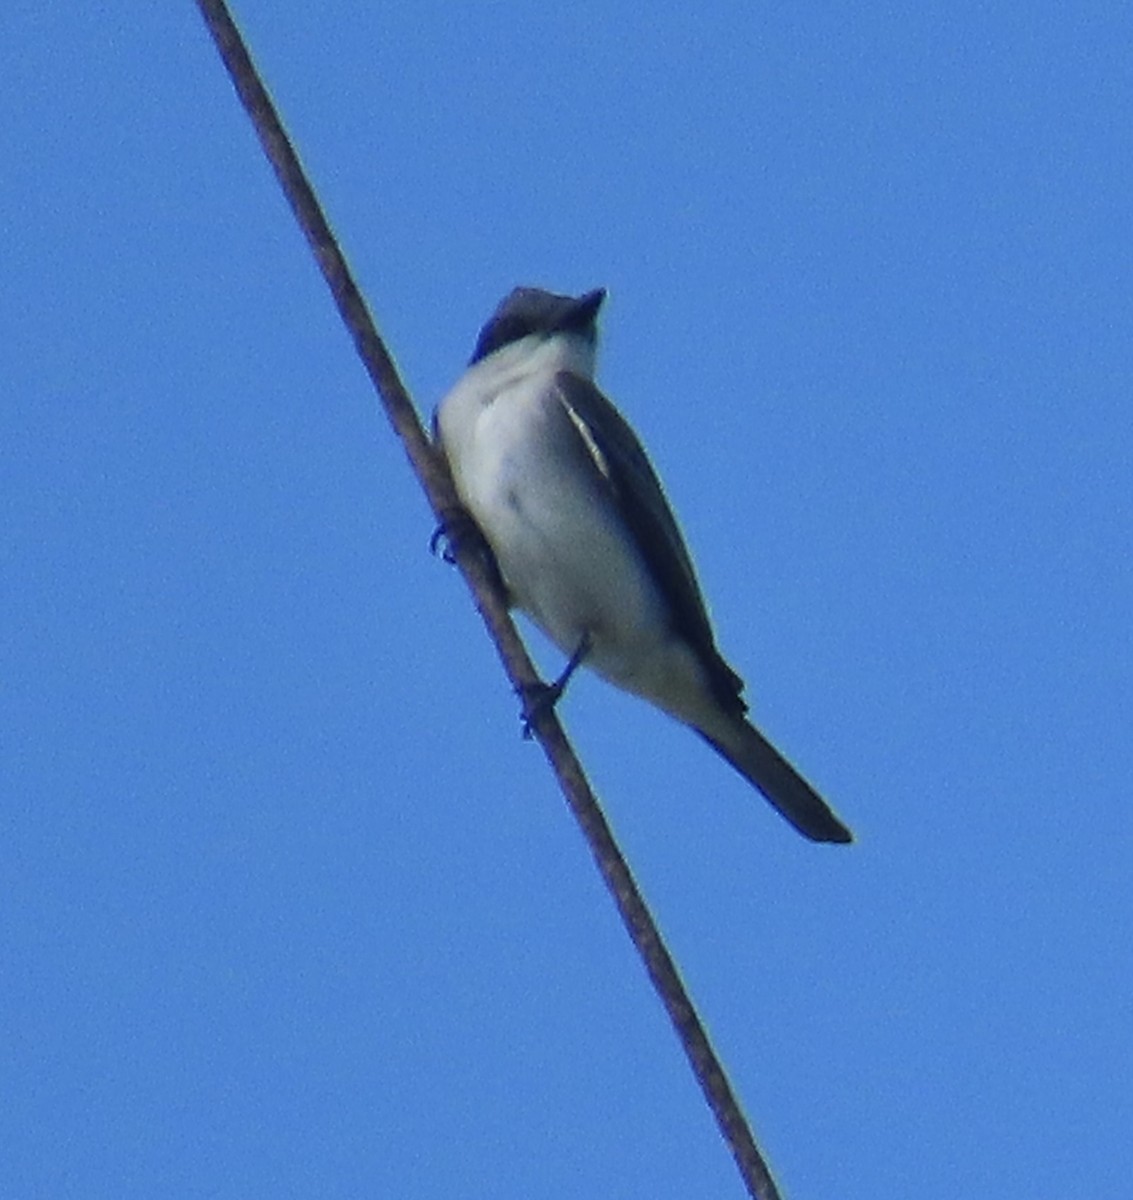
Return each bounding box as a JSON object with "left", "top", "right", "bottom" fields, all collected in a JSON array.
[
  {"left": 517, "top": 633, "right": 592, "bottom": 739},
  {"left": 429, "top": 505, "right": 507, "bottom": 597}
]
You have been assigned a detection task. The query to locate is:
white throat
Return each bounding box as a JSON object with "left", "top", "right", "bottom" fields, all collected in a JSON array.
[{"left": 471, "top": 331, "right": 597, "bottom": 394}]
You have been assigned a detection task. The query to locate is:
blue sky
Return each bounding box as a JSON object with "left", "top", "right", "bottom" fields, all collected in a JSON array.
[{"left": 3, "top": 3, "right": 1131, "bottom": 1197}]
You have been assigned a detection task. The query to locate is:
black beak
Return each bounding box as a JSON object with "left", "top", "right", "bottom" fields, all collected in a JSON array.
[{"left": 555, "top": 287, "right": 606, "bottom": 334}]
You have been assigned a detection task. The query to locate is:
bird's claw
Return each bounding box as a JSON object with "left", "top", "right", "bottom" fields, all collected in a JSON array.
[
  {"left": 429, "top": 506, "right": 481, "bottom": 564},
  {"left": 514, "top": 635, "right": 590, "bottom": 738},
  {"left": 516, "top": 679, "right": 564, "bottom": 740},
  {"left": 431, "top": 506, "right": 510, "bottom": 603}
]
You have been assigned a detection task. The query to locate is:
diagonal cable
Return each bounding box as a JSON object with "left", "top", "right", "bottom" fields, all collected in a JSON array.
[{"left": 193, "top": 4, "right": 784, "bottom": 1197}]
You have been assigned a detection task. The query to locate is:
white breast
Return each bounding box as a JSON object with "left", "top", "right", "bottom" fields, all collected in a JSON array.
[{"left": 436, "top": 339, "right": 672, "bottom": 686}]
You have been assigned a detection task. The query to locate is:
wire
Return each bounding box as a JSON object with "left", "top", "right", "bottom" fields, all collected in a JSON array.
[{"left": 193, "top": 4, "right": 785, "bottom": 1196}]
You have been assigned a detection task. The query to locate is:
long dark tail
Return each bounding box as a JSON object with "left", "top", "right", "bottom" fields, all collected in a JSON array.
[{"left": 699, "top": 718, "right": 852, "bottom": 843}]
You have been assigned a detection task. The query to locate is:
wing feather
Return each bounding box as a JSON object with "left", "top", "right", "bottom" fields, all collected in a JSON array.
[{"left": 553, "top": 371, "right": 746, "bottom": 715}]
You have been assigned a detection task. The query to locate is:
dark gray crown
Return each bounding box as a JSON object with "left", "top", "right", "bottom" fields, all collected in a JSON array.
[{"left": 470, "top": 286, "right": 606, "bottom": 364}]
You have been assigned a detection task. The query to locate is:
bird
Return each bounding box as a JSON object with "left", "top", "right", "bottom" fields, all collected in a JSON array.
[{"left": 433, "top": 286, "right": 851, "bottom": 844}]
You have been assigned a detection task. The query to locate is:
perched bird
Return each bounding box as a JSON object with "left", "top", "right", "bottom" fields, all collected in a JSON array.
[{"left": 434, "top": 286, "right": 851, "bottom": 844}]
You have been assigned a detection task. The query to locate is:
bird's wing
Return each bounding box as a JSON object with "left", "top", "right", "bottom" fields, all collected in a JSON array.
[{"left": 553, "top": 371, "right": 746, "bottom": 715}]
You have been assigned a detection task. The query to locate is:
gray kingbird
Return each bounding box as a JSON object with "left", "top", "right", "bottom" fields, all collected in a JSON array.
[{"left": 434, "top": 286, "right": 852, "bottom": 844}]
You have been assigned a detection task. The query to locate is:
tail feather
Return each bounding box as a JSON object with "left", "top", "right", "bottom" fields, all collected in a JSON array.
[{"left": 699, "top": 719, "right": 852, "bottom": 844}]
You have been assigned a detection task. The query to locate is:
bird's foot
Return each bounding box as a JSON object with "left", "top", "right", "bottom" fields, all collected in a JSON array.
[
  {"left": 516, "top": 679, "right": 567, "bottom": 740},
  {"left": 514, "top": 634, "right": 592, "bottom": 739},
  {"left": 429, "top": 506, "right": 507, "bottom": 596},
  {"left": 429, "top": 506, "right": 482, "bottom": 564}
]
